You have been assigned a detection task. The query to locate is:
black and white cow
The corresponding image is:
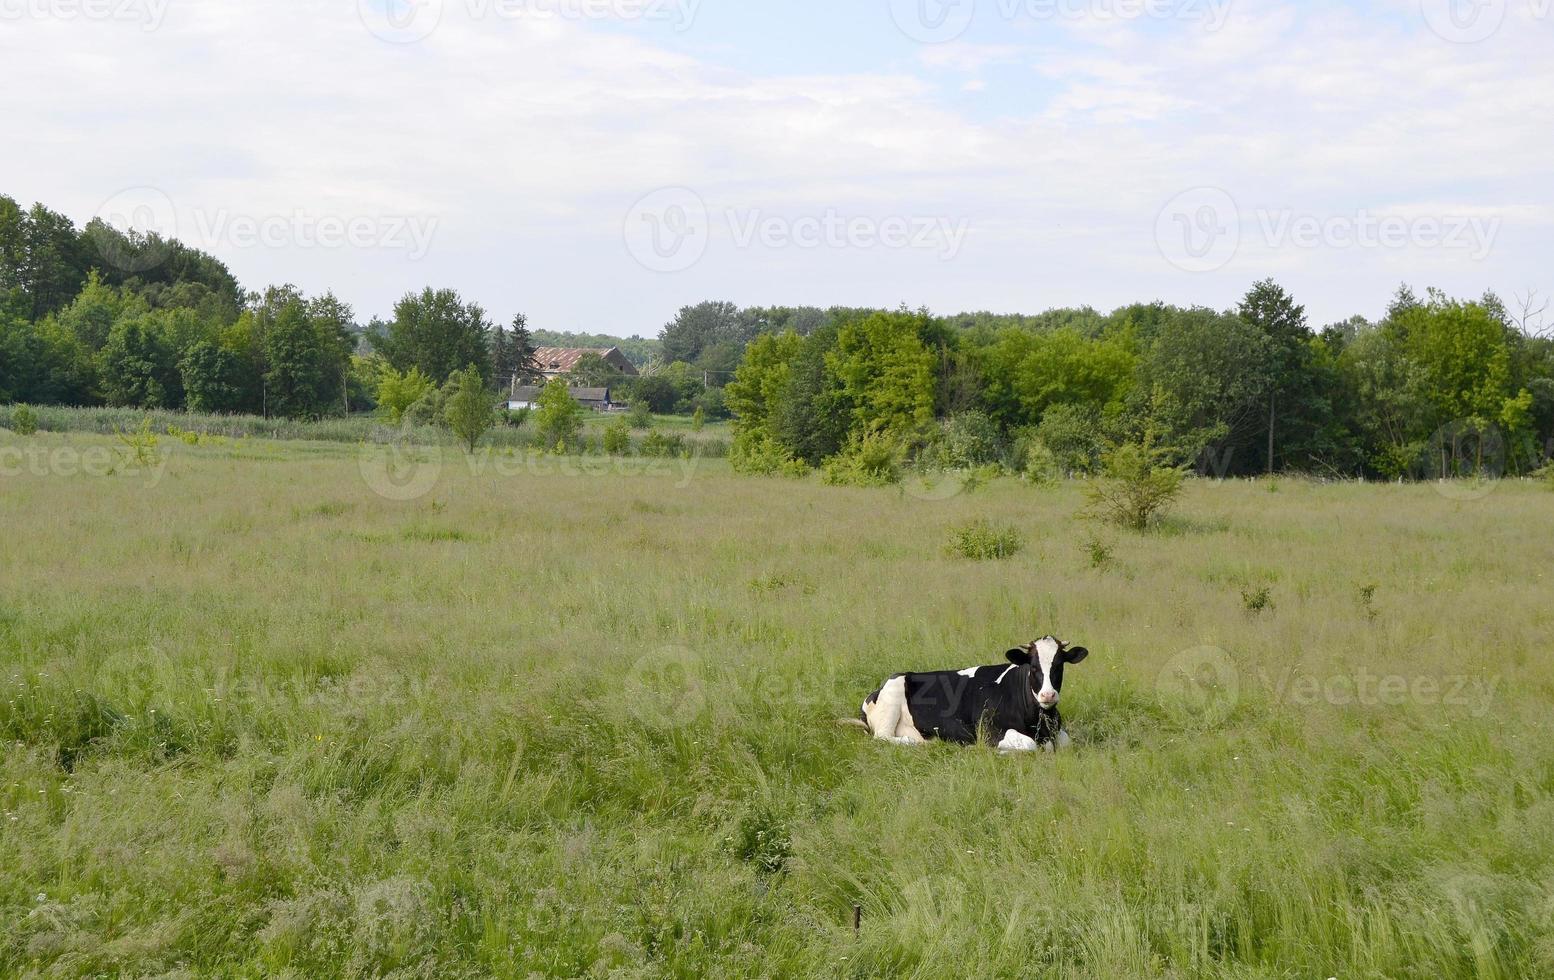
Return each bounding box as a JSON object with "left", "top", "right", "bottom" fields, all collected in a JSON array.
[{"left": 858, "top": 636, "right": 1090, "bottom": 752}]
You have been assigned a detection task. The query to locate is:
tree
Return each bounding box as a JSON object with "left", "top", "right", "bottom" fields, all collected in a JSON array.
[
  {"left": 262, "top": 298, "right": 339, "bottom": 419},
  {"left": 977, "top": 326, "right": 1135, "bottom": 430},
  {"left": 98, "top": 313, "right": 179, "bottom": 408},
  {"left": 567, "top": 351, "right": 628, "bottom": 388},
  {"left": 533, "top": 378, "right": 583, "bottom": 450},
  {"left": 492, "top": 313, "right": 538, "bottom": 385},
  {"left": 1130, "top": 307, "right": 1272, "bottom": 470},
  {"left": 1238, "top": 279, "right": 1314, "bottom": 474},
  {"left": 375, "top": 367, "right": 435, "bottom": 424},
  {"left": 445, "top": 364, "right": 498, "bottom": 452},
  {"left": 179, "top": 340, "right": 247, "bottom": 413},
  {"left": 374, "top": 287, "right": 492, "bottom": 384},
  {"left": 827, "top": 309, "right": 937, "bottom": 437},
  {"left": 661, "top": 300, "right": 743, "bottom": 366}
]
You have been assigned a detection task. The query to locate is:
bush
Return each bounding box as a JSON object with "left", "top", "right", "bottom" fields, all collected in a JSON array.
[
  {"left": 945, "top": 518, "right": 1024, "bottom": 561},
  {"left": 1085, "top": 434, "right": 1187, "bottom": 531},
  {"left": 375, "top": 368, "right": 434, "bottom": 425},
  {"left": 921, "top": 410, "right": 1003, "bottom": 470},
  {"left": 1036, "top": 403, "right": 1110, "bottom": 476},
  {"left": 603, "top": 419, "right": 631, "bottom": 455},
  {"left": 628, "top": 400, "right": 654, "bottom": 430},
  {"left": 1534, "top": 462, "right": 1554, "bottom": 490},
  {"left": 640, "top": 431, "right": 686, "bottom": 458},
  {"left": 731, "top": 431, "right": 809, "bottom": 478},
  {"left": 821, "top": 429, "right": 903, "bottom": 487},
  {"left": 9, "top": 404, "right": 38, "bottom": 435},
  {"left": 534, "top": 379, "right": 584, "bottom": 451}
]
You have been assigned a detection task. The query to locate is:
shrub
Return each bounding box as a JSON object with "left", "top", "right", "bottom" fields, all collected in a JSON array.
[
  {"left": 375, "top": 367, "right": 435, "bottom": 425},
  {"left": 921, "top": 410, "right": 1003, "bottom": 470},
  {"left": 692, "top": 406, "right": 706, "bottom": 432},
  {"left": 603, "top": 419, "right": 631, "bottom": 455},
  {"left": 534, "top": 379, "right": 584, "bottom": 451},
  {"left": 444, "top": 365, "right": 498, "bottom": 453},
  {"left": 1085, "top": 435, "right": 1186, "bottom": 531},
  {"left": 1020, "top": 437, "right": 1061, "bottom": 485},
  {"left": 1535, "top": 462, "right": 1554, "bottom": 490},
  {"left": 506, "top": 407, "right": 530, "bottom": 428},
  {"left": 1241, "top": 586, "right": 1273, "bottom": 614},
  {"left": 640, "top": 431, "right": 686, "bottom": 458},
  {"left": 821, "top": 429, "right": 903, "bottom": 487},
  {"left": 731, "top": 431, "right": 809, "bottom": 478},
  {"left": 1084, "top": 535, "right": 1114, "bottom": 570},
  {"left": 945, "top": 518, "right": 1024, "bottom": 561},
  {"left": 9, "top": 405, "right": 39, "bottom": 435},
  {"left": 1036, "top": 403, "right": 1109, "bottom": 476},
  {"left": 628, "top": 400, "right": 654, "bottom": 430}
]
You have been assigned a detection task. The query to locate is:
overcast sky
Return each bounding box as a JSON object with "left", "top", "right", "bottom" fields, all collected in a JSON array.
[{"left": 3, "top": 0, "right": 1550, "bottom": 335}]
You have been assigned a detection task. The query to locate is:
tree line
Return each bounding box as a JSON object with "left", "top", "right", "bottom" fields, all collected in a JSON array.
[{"left": 4, "top": 191, "right": 1552, "bottom": 480}]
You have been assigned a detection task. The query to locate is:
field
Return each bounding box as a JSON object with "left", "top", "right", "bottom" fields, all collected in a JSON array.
[{"left": 3, "top": 426, "right": 1553, "bottom": 978}]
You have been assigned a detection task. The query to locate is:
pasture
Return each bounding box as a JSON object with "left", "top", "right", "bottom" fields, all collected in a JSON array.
[{"left": 2, "top": 427, "right": 1552, "bottom": 978}]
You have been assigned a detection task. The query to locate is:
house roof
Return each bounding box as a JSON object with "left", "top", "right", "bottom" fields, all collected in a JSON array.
[{"left": 532, "top": 347, "right": 639, "bottom": 377}]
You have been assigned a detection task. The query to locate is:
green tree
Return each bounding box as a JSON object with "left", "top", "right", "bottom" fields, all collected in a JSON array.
[
  {"left": 262, "top": 299, "right": 333, "bottom": 419},
  {"left": 533, "top": 378, "right": 583, "bottom": 450},
  {"left": 445, "top": 364, "right": 498, "bottom": 452},
  {"left": 827, "top": 309, "right": 937, "bottom": 437},
  {"left": 179, "top": 340, "right": 247, "bottom": 413},
  {"left": 375, "top": 287, "right": 492, "bottom": 384},
  {"left": 1130, "top": 307, "right": 1272, "bottom": 469},
  {"left": 98, "top": 313, "right": 179, "bottom": 408},
  {"left": 1239, "top": 279, "right": 1319, "bottom": 474},
  {"left": 375, "top": 366, "right": 435, "bottom": 424},
  {"left": 977, "top": 326, "right": 1135, "bottom": 430}
]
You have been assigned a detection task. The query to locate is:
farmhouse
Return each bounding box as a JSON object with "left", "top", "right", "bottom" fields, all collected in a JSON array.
[
  {"left": 504, "top": 384, "right": 619, "bottom": 412},
  {"left": 532, "top": 347, "right": 639, "bottom": 380}
]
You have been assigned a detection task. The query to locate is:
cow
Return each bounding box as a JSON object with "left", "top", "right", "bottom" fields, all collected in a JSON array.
[{"left": 855, "top": 636, "right": 1090, "bottom": 752}]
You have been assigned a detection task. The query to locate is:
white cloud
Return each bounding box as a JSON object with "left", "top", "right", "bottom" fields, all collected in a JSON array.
[{"left": 0, "top": 0, "right": 1549, "bottom": 330}]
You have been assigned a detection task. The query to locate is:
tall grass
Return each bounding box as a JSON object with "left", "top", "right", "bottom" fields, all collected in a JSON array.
[{"left": 1, "top": 428, "right": 1552, "bottom": 976}]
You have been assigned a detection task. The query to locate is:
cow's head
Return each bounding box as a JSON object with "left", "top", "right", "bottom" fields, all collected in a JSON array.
[{"left": 1006, "top": 636, "right": 1090, "bottom": 709}]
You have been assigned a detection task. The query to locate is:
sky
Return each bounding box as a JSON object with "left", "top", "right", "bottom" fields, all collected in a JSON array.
[{"left": 2, "top": 0, "right": 1551, "bottom": 336}]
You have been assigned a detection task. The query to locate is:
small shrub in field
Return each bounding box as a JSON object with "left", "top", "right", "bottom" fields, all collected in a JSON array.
[
  {"left": 1085, "top": 535, "right": 1114, "bottom": 570},
  {"left": 822, "top": 429, "right": 903, "bottom": 487},
  {"left": 692, "top": 406, "right": 706, "bottom": 432},
  {"left": 628, "top": 400, "right": 654, "bottom": 430},
  {"left": 640, "top": 431, "right": 686, "bottom": 458},
  {"left": 945, "top": 518, "right": 1023, "bottom": 561},
  {"left": 1021, "top": 438, "right": 1061, "bottom": 485},
  {"left": 1084, "top": 435, "right": 1186, "bottom": 531},
  {"left": 729, "top": 805, "right": 792, "bottom": 876},
  {"left": 731, "top": 431, "right": 809, "bottom": 477},
  {"left": 1358, "top": 583, "right": 1379, "bottom": 621},
  {"left": 603, "top": 419, "right": 631, "bottom": 455},
  {"left": 375, "top": 367, "right": 434, "bottom": 424},
  {"left": 114, "top": 416, "right": 160, "bottom": 466},
  {"left": 9, "top": 405, "right": 39, "bottom": 435},
  {"left": 1535, "top": 463, "right": 1554, "bottom": 490},
  {"left": 506, "top": 407, "right": 530, "bottom": 428},
  {"left": 1241, "top": 586, "right": 1273, "bottom": 614}
]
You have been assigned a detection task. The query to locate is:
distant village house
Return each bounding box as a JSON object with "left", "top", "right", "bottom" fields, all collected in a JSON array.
[{"left": 502, "top": 346, "right": 638, "bottom": 413}]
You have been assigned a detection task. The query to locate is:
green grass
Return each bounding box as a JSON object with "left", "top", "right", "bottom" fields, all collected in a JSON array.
[{"left": 3, "top": 428, "right": 1554, "bottom": 977}]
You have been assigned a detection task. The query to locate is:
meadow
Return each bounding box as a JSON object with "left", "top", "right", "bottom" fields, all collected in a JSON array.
[{"left": 2, "top": 423, "right": 1553, "bottom": 978}]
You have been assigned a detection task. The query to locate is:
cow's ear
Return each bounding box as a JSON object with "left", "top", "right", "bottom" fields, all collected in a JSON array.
[
  {"left": 1006, "top": 648, "right": 1033, "bottom": 665},
  {"left": 1064, "top": 646, "right": 1090, "bottom": 665}
]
